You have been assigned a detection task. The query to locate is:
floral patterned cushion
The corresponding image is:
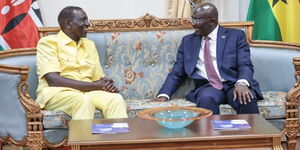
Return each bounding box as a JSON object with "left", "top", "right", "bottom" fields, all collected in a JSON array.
[
  {"left": 42, "top": 110, "right": 103, "bottom": 129},
  {"left": 257, "top": 91, "right": 287, "bottom": 119},
  {"left": 126, "top": 98, "right": 196, "bottom": 110},
  {"left": 102, "top": 30, "right": 194, "bottom": 100},
  {"left": 42, "top": 110, "right": 71, "bottom": 129}
]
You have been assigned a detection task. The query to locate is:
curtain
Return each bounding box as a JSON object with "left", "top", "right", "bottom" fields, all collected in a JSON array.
[
  {"left": 168, "top": 0, "right": 201, "bottom": 18},
  {"left": 202, "top": 0, "right": 250, "bottom": 22},
  {"left": 168, "top": 0, "right": 250, "bottom": 21}
]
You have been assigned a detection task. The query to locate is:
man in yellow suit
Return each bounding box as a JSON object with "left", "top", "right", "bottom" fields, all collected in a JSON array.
[{"left": 36, "top": 6, "right": 128, "bottom": 120}]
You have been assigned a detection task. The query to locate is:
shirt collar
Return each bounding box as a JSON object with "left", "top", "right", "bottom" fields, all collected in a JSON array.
[
  {"left": 57, "top": 30, "right": 84, "bottom": 47},
  {"left": 206, "top": 25, "right": 219, "bottom": 41}
]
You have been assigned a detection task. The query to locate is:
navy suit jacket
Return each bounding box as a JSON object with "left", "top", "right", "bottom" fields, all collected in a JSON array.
[{"left": 158, "top": 26, "right": 263, "bottom": 102}]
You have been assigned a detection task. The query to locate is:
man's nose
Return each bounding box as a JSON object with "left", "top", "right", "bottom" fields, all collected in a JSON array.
[
  {"left": 192, "top": 24, "right": 199, "bottom": 28},
  {"left": 86, "top": 20, "right": 91, "bottom": 27},
  {"left": 191, "top": 22, "right": 202, "bottom": 28}
]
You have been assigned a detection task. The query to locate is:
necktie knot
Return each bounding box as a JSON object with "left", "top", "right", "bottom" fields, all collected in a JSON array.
[{"left": 204, "top": 36, "right": 210, "bottom": 41}]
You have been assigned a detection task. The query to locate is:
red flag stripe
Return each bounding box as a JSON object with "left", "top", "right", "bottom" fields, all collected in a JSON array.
[
  {"left": 0, "top": 0, "right": 42, "bottom": 50},
  {"left": 2, "top": 13, "right": 39, "bottom": 49}
]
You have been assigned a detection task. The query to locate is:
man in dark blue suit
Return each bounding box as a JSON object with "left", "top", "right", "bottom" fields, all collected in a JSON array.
[{"left": 153, "top": 2, "right": 263, "bottom": 114}]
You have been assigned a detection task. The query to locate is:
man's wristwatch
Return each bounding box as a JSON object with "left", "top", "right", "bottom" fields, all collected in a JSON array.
[
  {"left": 235, "top": 81, "right": 248, "bottom": 87},
  {"left": 158, "top": 96, "right": 169, "bottom": 101}
]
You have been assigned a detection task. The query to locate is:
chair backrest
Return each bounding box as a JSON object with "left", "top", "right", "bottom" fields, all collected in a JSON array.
[
  {"left": 87, "top": 30, "right": 194, "bottom": 99},
  {"left": 0, "top": 54, "right": 37, "bottom": 99},
  {"left": 0, "top": 71, "right": 27, "bottom": 141},
  {"left": 251, "top": 47, "right": 299, "bottom": 92}
]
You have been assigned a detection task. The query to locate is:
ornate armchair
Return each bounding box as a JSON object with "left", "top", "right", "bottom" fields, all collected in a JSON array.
[{"left": 0, "top": 49, "right": 67, "bottom": 150}]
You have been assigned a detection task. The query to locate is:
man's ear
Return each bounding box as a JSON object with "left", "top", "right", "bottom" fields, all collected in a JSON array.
[
  {"left": 64, "top": 19, "right": 72, "bottom": 29},
  {"left": 209, "top": 18, "right": 218, "bottom": 26}
]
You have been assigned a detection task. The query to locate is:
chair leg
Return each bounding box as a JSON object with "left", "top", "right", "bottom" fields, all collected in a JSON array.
[
  {"left": 284, "top": 84, "right": 300, "bottom": 150},
  {"left": 284, "top": 121, "right": 298, "bottom": 150},
  {"left": 288, "top": 142, "right": 296, "bottom": 150},
  {"left": 287, "top": 136, "right": 297, "bottom": 150},
  {"left": 28, "top": 143, "right": 43, "bottom": 150},
  {"left": 27, "top": 132, "right": 44, "bottom": 150}
]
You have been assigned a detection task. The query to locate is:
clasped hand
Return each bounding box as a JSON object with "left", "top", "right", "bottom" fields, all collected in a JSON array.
[
  {"left": 233, "top": 85, "right": 254, "bottom": 105},
  {"left": 94, "top": 78, "right": 119, "bottom": 93}
]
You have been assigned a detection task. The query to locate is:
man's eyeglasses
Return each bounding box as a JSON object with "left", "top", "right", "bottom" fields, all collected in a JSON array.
[{"left": 191, "top": 17, "right": 213, "bottom": 24}]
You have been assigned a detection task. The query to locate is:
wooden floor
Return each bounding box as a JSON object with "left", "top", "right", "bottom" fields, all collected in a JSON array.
[{"left": 2, "top": 138, "right": 300, "bottom": 150}]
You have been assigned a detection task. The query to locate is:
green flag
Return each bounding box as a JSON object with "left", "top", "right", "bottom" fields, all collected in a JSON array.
[{"left": 247, "top": 0, "right": 300, "bottom": 44}]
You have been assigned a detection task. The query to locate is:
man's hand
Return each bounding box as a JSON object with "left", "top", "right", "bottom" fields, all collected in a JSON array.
[
  {"left": 233, "top": 85, "right": 254, "bottom": 105},
  {"left": 94, "top": 78, "right": 119, "bottom": 93},
  {"left": 151, "top": 96, "right": 168, "bottom": 102}
]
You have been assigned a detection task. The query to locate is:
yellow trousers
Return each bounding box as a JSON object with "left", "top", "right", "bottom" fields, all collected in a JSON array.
[{"left": 44, "top": 90, "right": 128, "bottom": 120}]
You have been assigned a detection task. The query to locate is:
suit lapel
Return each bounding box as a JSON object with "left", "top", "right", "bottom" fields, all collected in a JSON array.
[
  {"left": 216, "top": 27, "right": 228, "bottom": 72},
  {"left": 188, "top": 33, "right": 201, "bottom": 75}
]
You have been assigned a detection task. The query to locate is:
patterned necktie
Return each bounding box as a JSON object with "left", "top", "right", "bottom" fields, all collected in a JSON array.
[{"left": 203, "top": 37, "right": 223, "bottom": 90}]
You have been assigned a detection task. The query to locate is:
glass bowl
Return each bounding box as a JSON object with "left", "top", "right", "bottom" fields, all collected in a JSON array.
[{"left": 137, "top": 106, "right": 212, "bottom": 129}]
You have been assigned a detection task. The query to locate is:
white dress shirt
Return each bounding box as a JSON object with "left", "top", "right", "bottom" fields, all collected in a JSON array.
[{"left": 196, "top": 26, "right": 223, "bottom": 81}]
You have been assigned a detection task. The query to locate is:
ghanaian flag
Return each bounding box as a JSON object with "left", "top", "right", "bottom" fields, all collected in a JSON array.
[{"left": 247, "top": 0, "right": 300, "bottom": 44}]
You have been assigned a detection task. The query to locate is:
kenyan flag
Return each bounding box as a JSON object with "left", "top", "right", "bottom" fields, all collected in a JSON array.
[
  {"left": 0, "top": 0, "right": 43, "bottom": 51},
  {"left": 247, "top": 0, "right": 300, "bottom": 44}
]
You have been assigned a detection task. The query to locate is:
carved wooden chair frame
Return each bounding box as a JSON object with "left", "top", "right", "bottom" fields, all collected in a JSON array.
[{"left": 286, "top": 57, "right": 300, "bottom": 150}]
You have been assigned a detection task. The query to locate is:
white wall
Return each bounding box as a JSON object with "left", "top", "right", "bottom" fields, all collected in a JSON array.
[
  {"left": 37, "top": 0, "right": 168, "bottom": 27},
  {"left": 204, "top": 0, "right": 250, "bottom": 22},
  {"left": 37, "top": 0, "right": 250, "bottom": 27}
]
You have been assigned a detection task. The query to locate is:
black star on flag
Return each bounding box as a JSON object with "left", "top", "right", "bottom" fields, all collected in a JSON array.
[{"left": 272, "top": 0, "right": 288, "bottom": 7}]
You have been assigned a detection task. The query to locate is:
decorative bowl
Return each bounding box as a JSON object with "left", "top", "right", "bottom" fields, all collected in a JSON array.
[{"left": 137, "top": 106, "right": 212, "bottom": 129}]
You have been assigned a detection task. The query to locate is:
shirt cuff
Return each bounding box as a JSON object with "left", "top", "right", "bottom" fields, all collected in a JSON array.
[
  {"left": 236, "top": 79, "right": 250, "bottom": 87},
  {"left": 157, "top": 94, "right": 170, "bottom": 100}
]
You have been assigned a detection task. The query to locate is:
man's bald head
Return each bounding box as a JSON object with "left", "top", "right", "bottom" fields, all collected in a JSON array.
[
  {"left": 191, "top": 2, "right": 219, "bottom": 36},
  {"left": 193, "top": 2, "right": 218, "bottom": 22}
]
